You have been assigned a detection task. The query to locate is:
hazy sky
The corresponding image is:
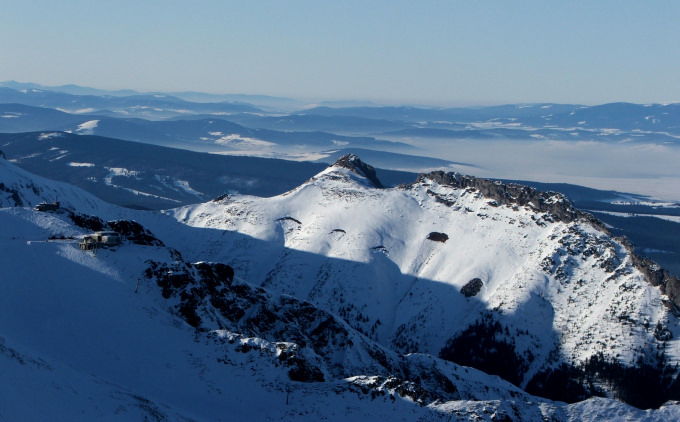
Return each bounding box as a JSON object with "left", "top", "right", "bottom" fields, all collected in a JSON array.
[{"left": 1, "top": 1, "right": 678, "bottom": 105}]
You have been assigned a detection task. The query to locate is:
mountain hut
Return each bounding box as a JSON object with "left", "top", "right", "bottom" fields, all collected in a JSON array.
[
  {"left": 93, "top": 231, "right": 122, "bottom": 246},
  {"left": 34, "top": 201, "right": 60, "bottom": 212}
]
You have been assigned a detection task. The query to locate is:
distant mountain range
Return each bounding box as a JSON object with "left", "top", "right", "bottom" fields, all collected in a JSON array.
[
  {"left": 0, "top": 103, "right": 413, "bottom": 153},
  {"left": 0, "top": 86, "right": 260, "bottom": 118},
  {"left": 2, "top": 83, "right": 679, "bottom": 141}
]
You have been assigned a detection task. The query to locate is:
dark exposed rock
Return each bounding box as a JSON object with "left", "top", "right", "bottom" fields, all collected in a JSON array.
[
  {"left": 617, "top": 236, "right": 680, "bottom": 310},
  {"left": 193, "top": 261, "right": 234, "bottom": 289},
  {"left": 179, "top": 299, "right": 202, "bottom": 328},
  {"left": 278, "top": 345, "right": 326, "bottom": 382},
  {"left": 277, "top": 216, "right": 302, "bottom": 225},
  {"left": 0, "top": 182, "right": 23, "bottom": 207},
  {"left": 426, "top": 189, "right": 456, "bottom": 207},
  {"left": 69, "top": 212, "right": 106, "bottom": 232},
  {"left": 654, "top": 322, "right": 673, "bottom": 342},
  {"left": 333, "top": 154, "right": 384, "bottom": 189},
  {"left": 10, "top": 191, "right": 22, "bottom": 207},
  {"left": 415, "top": 171, "right": 590, "bottom": 225},
  {"left": 331, "top": 229, "right": 346, "bottom": 234},
  {"left": 461, "top": 278, "right": 484, "bottom": 298},
  {"left": 370, "top": 245, "right": 389, "bottom": 255},
  {"left": 426, "top": 232, "right": 449, "bottom": 243},
  {"left": 107, "top": 220, "right": 164, "bottom": 246},
  {"left": 0, "top": 336, "right": 52, "bottom": 370},
  {"left": 68, "top": 214, "right": 164, "bottom": 247},
  {"left": 211, "top": 193, "right": 229, "bottom": 202},
  {"left": 143, "top": 258, "right": 463, "bottom": 402}
]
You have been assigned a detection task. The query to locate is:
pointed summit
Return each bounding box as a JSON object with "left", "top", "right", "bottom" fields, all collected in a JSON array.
[{"left": 331, "top": 154, "right": 384, "bottom": 188}]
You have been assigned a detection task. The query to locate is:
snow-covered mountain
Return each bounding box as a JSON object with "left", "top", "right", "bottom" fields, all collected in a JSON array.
[
  {"left": 2, "top": 153, "right": 680, "bottom": 420},
  {"left": 161, "top": 155, "right": 680, "bottom": 405}
]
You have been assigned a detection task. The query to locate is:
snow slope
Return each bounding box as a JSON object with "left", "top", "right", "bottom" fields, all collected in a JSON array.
[
  {"left": 2, "top": 154, "right": 680, "bottom": 420},
  {"left": 164, "top": 155, "right": 680, "bottom": 384}
]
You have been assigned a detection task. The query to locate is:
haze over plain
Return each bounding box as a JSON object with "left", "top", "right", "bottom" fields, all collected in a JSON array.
[{"left": 1, "top": 1, "right": 678, "bottom": 105}]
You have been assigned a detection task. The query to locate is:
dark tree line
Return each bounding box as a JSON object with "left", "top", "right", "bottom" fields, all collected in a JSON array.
[{"left": 440, "top": 314, "right": 680, "bottom": 409}]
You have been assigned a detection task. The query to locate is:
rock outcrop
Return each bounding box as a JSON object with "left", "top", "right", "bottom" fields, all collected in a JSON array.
[{"left": 333, "top": 154, "right": 384, "bottom": 188}]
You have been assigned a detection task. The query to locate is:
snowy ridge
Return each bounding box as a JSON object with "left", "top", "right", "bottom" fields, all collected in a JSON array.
[
  {"left": 2, "top": 154, "right": 680, "bottom": 419},
  {"left": 165, "top": 156, "right": 680, "bottom": 387}
]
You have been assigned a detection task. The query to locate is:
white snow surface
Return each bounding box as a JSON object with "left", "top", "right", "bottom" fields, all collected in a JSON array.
[
  {"left": 2, "top": 155, "right": 680, "bottom": 420},
  {"left": 213, "top": 133, "right": 276, "bottom": 150},
  {"left": 74, "top": 119, "right": 99, "bottom": 134},
  {"left": 67, "top": 161, "right": 96, "bottom": 167},
  {"left": 592, "top": 209, "right": 680, "bottom": 224},
  {"left": 102, "top": 167, "right": 182, "bottom": 203},
  {"left": 164, "top": 163, "right": 680, "bottom": 373},
  {"left": 37, "top": 132, "right": 63, "bottom": 140}
]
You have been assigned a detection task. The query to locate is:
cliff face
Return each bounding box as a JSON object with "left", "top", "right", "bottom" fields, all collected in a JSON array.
[
  {"left": 415, "top": 171, "right": 581, "bottom": 224},
  {"left": 333, "top": 154, "right": 384, "bottom": 188}
]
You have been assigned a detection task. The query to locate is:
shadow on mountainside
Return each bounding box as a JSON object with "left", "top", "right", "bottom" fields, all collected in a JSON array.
[{"left": 137, "top": 211, "right": 680, "bottom": 409}]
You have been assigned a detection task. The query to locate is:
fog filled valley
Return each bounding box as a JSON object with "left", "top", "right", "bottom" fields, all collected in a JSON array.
[{"left": 389, "top": 137, "right": 680, "bottom": 203}]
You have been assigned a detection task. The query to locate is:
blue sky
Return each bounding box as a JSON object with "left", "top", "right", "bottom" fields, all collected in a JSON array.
[{"left": 1, "top": 1, "right": 678, "bottom": 105}]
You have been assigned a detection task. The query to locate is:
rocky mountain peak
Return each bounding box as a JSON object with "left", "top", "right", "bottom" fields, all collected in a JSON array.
[
  {"left": 332, "top": 154, "right": 384, "bottom": 188},
  {"left": 415, "top": 170, "right": 582, "bottom": 224},
  {"left": 415, "top": 170, "right": 680, "bottom": 310}
]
